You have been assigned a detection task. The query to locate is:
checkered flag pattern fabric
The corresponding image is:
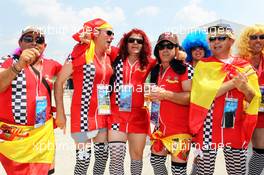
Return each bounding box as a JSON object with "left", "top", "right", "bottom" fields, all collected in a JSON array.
[
  {"left": 111, "top": 123, "right": 120, "bottom": 131},
  {"left": 10, "top": 56, "right": 27, "bottom": 125},
  {"left": 114, "top": 59, "right": 123, "bottom": 105},
  {"left": 66, "top": 54, "right": 73, "bottom": 63},
  {"left": 12, "top": 70, "right": 27, "bottom": 124},
  {"left": 80, "top": 64, "right": 96, "bottom": 132},
  {"left": 203, "top": 102, "right": 214, "bottom": 150},
  {"left": 187, "top": 63, "right": 194, "bottom": 80}
]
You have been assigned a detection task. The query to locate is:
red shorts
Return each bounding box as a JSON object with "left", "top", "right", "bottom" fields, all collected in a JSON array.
[
  {"left": 256, "top": 114, "right": 264, "bottom": 128},
  {"left": 108, "top": 107, "right": 150, "bottom": 134}
]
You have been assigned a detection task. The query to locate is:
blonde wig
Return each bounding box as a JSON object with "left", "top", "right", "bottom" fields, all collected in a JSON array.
[{"left": 237, "top": 24, "right": 264, "bottom": 60}]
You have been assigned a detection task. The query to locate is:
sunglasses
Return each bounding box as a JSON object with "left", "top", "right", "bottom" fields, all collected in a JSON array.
[
  {"left": 158, "top": 43, "right": 178, "bottom": 50},
  {"left": 22, "top": 35, "right": 45, "bottom": 44},
  {"left": 191, "top": 46, "right": 204, "bottom": 51},
  {"left": 209, "top": 36, "right": 228, "bottom": 42},
  {"left": 127, "top": 37, "right": 144, "bottom": 44},
  {"left": 105, "top": 30, "right": 114, "bottom": 36},
  {"left": 249, "top": 34, "right": 264, "bottom": 40}
]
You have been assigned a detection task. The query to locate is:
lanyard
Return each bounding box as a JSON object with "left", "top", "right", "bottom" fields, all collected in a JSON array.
[
  {"left": 157, "top": 65, "right": 170, "bottom": 86},
  {"left": 125, "top": 59, "right": 139, "bottom": 85},
  {"left": 28, "top": 60, "right": 43, "bottom": 97}
]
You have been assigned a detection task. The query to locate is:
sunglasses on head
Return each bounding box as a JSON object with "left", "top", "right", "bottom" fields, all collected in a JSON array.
[
  {"left": 22, "top": 35, "right": 45, "bottom": 44},
  {"left": 127, "top": 37, "right": 144, "bottom": 44},
  {"left": 249, "top": 34, "right": 264, "bottom": 40},
  {"left": 158, "top": 42, "right": 178, "bottom": 50},
  {"left": 208, "top": 36, "right": 228, "bottom": 42}
]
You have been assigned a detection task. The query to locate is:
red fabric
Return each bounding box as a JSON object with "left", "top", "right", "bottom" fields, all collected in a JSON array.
[
  {"left": 256, "top": 113, "right": 264, "bottom": 128},
  {"left": 150, "top": 131, "right": 164, "bottom": 153},
  {"left": 72, "top": 18, "right": 109, "bottom": 42},
  {"left": 108, "top": 106, "right": 150, "bottom": 134},
  {"left": 108, "top": 57, "right": 156, "bottom": 133},
  {"left": 70, "top": 46, "right": 113, "bottom": 133},
  {"left": 256, "top": 55, "right": 264, "bottom": 128},
  {"left": 0, "top": 56, "right": 61, "bottom": 125},
  {"left": 0, "top": 153, "right": 50, "bottom": 175},
  {"left": 109, "top": 46, "right": 119, "bottom": 62},
  {"left": 157, "top": 66, "right": 190, "bottom": 136},
  {"left": 189, "top": 103, "right": 209, "bottom": 135}
]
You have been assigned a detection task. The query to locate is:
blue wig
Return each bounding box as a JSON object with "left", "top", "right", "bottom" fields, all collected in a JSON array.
[{"left": 182, "top": 30, "right": 211, "bottom": 63}]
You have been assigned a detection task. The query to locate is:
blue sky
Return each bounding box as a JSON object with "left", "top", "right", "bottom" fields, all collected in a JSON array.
[{"left": 0, "top": 0, "right": 263, "bottom": 63}]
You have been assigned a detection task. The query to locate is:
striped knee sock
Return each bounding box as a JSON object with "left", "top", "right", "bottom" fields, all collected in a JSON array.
[
  {"left": 248, "top": 148, "right": 264, "bottom": 175},
  {"left": 171, "top": 162, "right": 187, "bottom": 175},
  {"left": 131, "top": 159, "right": 143, "bottom": 175},
  {"left": 93, "top": 142, "right": 108, "bottom": 175},
  {"left": 150, "top": 153, "right": 168, "bottom": 175},
  {"left": 74, "top": 147, "right": 91, "bottom": 175},
  {"left": 109, "top": 141, "right": 126, "bottom": 175}
]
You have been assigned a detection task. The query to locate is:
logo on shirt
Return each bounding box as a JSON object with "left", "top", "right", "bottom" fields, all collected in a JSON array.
[{"left": 165, "top": 76, "right": 178, "bottom": 83}]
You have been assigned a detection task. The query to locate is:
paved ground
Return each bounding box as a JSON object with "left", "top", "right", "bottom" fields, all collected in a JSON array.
[{"left": 0, "top": 91, "right": 261, "bottom": 175}]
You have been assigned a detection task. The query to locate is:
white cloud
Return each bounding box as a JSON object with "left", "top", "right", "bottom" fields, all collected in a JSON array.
[
  {"left": 135, "top": 6, "right": 160, "bottom": 17},
  {"left": 16, "top": 0, "right": 126, "bottom": 63},
  {"left": 18, "top": 0, "right": 126, "bottom": 34},
  {"left": 175, "top": 0, "right": 217, "bottom": 26}
]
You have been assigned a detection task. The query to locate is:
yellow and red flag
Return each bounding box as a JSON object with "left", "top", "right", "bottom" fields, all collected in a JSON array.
[
  {"left": 189, "top": 57, "right": 261, "bottom": 143},
  {"left": 0, "top": 119, "right": 55, "bottom": 175},
  {"left": 151, "top": 130, "right": 192, "bottom": 161}
]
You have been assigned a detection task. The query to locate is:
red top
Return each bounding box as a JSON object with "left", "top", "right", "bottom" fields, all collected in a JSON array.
[
  {"left": 157, "top": 66, "right": 190, "bottom": 136},
  {"left": 0, "top": 56, "right": 61, "bottom": 126},
  {"left": 70, "top": 44, "right": 113, "bottom": 132},
  {"left": 110, "top": 57, "right": 156, "bottom": 110}
]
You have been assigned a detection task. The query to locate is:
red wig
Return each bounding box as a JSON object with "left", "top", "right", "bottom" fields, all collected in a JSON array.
[{"left": 117, "top": 28, "right": 152, "bottom": 69}]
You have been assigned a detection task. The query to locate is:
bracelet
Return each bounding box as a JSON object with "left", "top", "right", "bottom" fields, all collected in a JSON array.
[{"left": 11, "top": 63, "right": 22, "bottom": 74}]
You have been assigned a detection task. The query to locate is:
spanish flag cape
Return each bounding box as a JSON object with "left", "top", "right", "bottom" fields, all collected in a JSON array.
[
  {"left": 189, "top": 56, "right": 261, "bottom": 143},
  {"left": 0, "top": 119, "right": 55, "bottom": 175}
]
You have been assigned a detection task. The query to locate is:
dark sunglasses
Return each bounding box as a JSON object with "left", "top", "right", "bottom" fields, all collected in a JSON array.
[
  {"left": 191, "top": 46, "right": 204, "bottom": 51},
  {"left": 22, "top": 35, "right": 45, "bottom": 44},
  {"left": 105, "top": 30, "right": 114, "bottom": 36},
  {"left": 249, "top": 34, "right": 264, "bottom": 40},
  {"left": 158, "top": 43, "right": 178, "bottom": 50},
  {"left": 127, "top": 37, "right": 144, "bottom": 44},
  {"left": 209, "top": 36, "right": 228, "bottom": 42}
]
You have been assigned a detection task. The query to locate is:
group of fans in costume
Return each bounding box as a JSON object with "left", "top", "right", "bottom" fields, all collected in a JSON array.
[{"left": 0, "top": 18, "right": 264, "bottom": 175}]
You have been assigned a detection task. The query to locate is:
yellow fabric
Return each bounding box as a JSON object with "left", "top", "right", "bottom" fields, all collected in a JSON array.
[
  {"left": 85, "top": 22, "right": 112, "bottom": 64},
  {"left": 0, "top": 119, "right": 55, "bottom": 163},
  {"left": 191, "top": 61, "right": 226, "bottom": 108},
  {"left": 191, "top": 61, "right": 261, "bottom": 115},
  {"left": 98, "top": 23, "right": 112, "bottom": 30},
  {"left": 85, "top": 40, "right": 95, "bottom": 64},
  {"left": 151, "top": 131, "right": 192, "bottom": 157}
]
